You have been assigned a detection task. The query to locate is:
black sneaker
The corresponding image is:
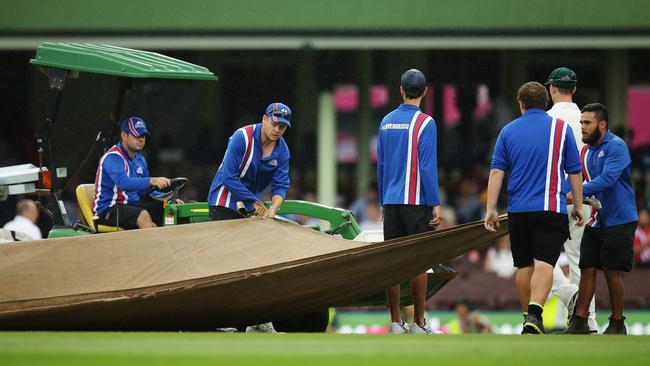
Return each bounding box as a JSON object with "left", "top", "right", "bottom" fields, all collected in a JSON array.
[
  {"left": 520, "top": 314, "right": 532, "bottom": 334},
  {"left": 523, "top": 314, "right": 545, "bottom": 334},
  {"left": 603, "top": 316, "right": 627, "bottom": 335},
  {"left": 562, "top": 315, "right": 590, "bottom": 334}
]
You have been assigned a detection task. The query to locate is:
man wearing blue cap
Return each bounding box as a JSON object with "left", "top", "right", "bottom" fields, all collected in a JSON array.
[
  {"left": 208, "top": 102, "right": 291, "bottom": 222},
  {"left": 92, "top": 117, "right": 173, "bottom": 230},
  {"left": 377, "top": 69, "right": 442, "bottom": 334},
  {"left": 207, "top": 103, "right": 291, "bottom": 333}
]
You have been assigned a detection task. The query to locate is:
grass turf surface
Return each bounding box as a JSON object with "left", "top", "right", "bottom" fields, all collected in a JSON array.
[{"left": 1, "top": 332, "right": 649, "bottom": 366}]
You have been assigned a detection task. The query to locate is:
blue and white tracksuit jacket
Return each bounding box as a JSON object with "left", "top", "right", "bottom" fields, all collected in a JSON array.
[
  {"left": 580, "top": 131, "right": 637, "bottom": 228},
  {"left": 377, "top": 104, "right": 440, "bottom": 207},
  {"left": 208, "top": 123, "right": 290, "bottom": 213},
  {"left": 92, "top": 143, "right": 150, "bottom": 215}
]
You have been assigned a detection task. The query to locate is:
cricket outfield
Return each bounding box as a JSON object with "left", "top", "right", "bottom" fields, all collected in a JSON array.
[{"left": 1, "top": 332, "right": 648, "bottom": 366}]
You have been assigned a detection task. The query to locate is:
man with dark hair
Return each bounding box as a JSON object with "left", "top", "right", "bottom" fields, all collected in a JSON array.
[
  {"left": 93, "top": 117, "right": 172, "bottom": 230},
  {"left": 545, "top": 67, "right": 598, "bottom": 332},
  {"left": 377, "top": 69, "right": 441, "bottom": 334},
  {"left": 515, "top": 81, "right": 550, "bottom": 110},
  {"left": 565, "top": 103, "right": 637, "bottom": 335},
  {"left": 485, "top": 81, "right": 585, "bottom": 334}
]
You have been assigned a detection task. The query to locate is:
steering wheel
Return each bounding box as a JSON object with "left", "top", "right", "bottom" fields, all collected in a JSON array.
[{"left": 149, "top": 177, "right": 189, "bottom": 201}]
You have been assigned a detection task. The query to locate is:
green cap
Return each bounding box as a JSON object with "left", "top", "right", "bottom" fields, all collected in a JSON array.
[{"left": 545, "top": 67, "right": 577, "bottom": 89}]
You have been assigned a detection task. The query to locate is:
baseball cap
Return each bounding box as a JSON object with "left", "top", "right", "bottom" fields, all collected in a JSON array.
[
  {"left": 400, "top": 69, "right": 426, "bottom": 96},
  {"left": 121, "top": 117, "right": 149, "bottom": 137},
  {"left": 545, "top": 67, "right": 577, "bottom": 89},
  {"left": 265, "top": 103, "right": 292, "bottom": 127}
]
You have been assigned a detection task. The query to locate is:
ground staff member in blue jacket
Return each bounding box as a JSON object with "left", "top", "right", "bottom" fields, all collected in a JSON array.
[
  {"left": 207, "top": 103, "right": 291, "bottom": 333},
  {"left": 564, "top": 103, "right": 638, "bottom": 335},
  {"left": 93, "top": 117, "right": 172, "bottom": 229},
  {"left": 484, "top": 82, "right": 585, "bottom": 334},
  {"left": 377, "top": 69, "right": 441, "bottom": 335},
  {"left": 207, "top": 103, "right": 291, "bottom": 222}
]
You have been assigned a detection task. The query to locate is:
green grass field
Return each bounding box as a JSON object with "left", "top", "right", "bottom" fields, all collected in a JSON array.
[{"left": 1, "top": 332, "right": 649, "bottom": 366}]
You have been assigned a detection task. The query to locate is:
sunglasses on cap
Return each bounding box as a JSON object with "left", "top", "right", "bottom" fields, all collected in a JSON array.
[{"left": 270, "top": 109, "right": 291, "bottom": 120}]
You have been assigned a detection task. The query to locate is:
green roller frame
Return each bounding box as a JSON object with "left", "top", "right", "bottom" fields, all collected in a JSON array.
[{"left": 163, "top": 200, "right": 362, "bottom": 240}]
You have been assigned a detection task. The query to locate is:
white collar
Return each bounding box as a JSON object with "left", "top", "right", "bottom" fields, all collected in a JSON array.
[
  {"left": 13, "top": 215, "right": 33, "bottom": 225},
  {"left": 550, "top": 102, "right": 579, "bottom": 111}
]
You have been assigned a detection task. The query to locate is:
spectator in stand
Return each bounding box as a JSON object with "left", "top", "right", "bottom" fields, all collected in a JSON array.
[
  {"left": 297, "top": 191, "right": 320, "bottom": 226},
  {"left": 2, "top": 199, "right": 42, "bottom": 240},
  {"left": 448, "top": 298, "right": 493, "bottom": 334},
  {"left": 484, "top": 235, "right": 516, "bottom": 278},
  {"left": 359, "top": 201, "right": 383, "bottom": 231},
  {"left": 349, "top": 185, "right": 378, "bottom": 223},
  {"left": 455, "top": 178, "right": 484, "bottom": 224},
  {"left": 634, "top": 208, "right": 650, "bottom": 267}
]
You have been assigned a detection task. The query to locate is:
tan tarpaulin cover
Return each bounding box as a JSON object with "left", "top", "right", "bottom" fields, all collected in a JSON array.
[{"left": 0, "top": 215, "right": 507, "bottom": 330}]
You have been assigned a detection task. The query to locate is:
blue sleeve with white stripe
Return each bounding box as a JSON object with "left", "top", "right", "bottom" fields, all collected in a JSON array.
[
  {"left": 377, "top": 128, "right": 384, "bottom": 206},
  {"left": 222, "top": 130, "right": 259, "bottom": 203},
  {"left": 418, "top": 121, "right": 440, "bottom": 206},
  {"left": 583, "top": 141, "right": 630, "bottom": 197},
  {"left": 491, "top": 128, "right": 509, "bottom": 171},
  {"left": 103, "top": 155, "right": 150, "bottom": 192},
  {"left": 271, "top": 148, "right": 290, "bottom": 198},
  {"left": 563, "top": 125, "right": 581, "bottom": 174}
]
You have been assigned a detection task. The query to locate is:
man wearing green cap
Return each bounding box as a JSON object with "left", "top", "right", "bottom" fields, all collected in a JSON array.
[{"left": 545, "top": 67, "right": 598, "bottom": 332}]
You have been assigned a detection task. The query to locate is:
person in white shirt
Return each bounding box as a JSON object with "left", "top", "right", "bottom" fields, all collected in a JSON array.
[
  {"left": 484, "top": 236, "right": 517, "bottom": 278},
  {"left": 545, "top": 67, "right": 597, "bottom": 332},
  {"left": 2, "top": 199, "right": 42, "bottom": 240}
]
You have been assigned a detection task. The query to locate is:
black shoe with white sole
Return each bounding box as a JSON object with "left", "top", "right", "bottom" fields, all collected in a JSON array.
[{"left": 523, "top": 314, "right": 545, "bottom": 334}]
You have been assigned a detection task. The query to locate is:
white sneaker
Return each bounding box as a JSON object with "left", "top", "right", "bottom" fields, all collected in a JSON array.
[
  {"left": 567, "top": 291, "right": 598, "bottom": 333},
  {"left": 588, "top": 313, "right": 599, "bottom": 333},
  {"left": 388, "top": 320, "right": 409, "bottom": 334},
  {"left": 409, "top": 320, "right": 441, "bottom": 334},
  {"left": 567, "top": 291, "right": 578, "bottom": 327},
  {"left": 246, "top": 322, "right": 277, "bottom": 333}
]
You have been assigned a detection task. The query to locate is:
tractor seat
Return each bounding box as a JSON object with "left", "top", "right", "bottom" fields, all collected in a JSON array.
[{"left": 75, "top": 184, "right": 125, "bottom": 233}]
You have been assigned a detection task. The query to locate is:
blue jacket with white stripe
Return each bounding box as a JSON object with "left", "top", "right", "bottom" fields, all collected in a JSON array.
[
  {"left": 207, "top": 123, "right": 290, "bottom": 213},
  {"left": 491, "top": 109, "right": 581, "bottom": 214},
  {"left": 580, "top": 131, "right": 637, "bottom": 227},
  {"left": 377, "top": 104, "right": 440, "bottom": 207},
  {"left": 92, "top": 143, "right": 151, "bottom": 215}
]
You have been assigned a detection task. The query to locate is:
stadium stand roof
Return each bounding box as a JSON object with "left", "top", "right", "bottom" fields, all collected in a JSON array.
[{"left": 1, "top": 0, "right": 650, "bottom": 49}]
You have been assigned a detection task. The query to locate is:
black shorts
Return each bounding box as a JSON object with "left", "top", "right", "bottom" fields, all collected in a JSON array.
[
  {"left": 209, "top": 205, "right": 244, "bottom": 221},
  {"left": 580, "top": 222, "right": 637, "bottom": 272},
  {"left": 383, "top": 204, "right": 433, "bottom": 240},
  {"left": 95, "top": 199, "right": 163, "bottom": 230},
  {"left": 508, "top": 211, "right": 569, "bottom": 267}
]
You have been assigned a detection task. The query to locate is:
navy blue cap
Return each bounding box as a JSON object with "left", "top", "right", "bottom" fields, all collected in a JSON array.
[
  {"left": 265, "top": 102, "right": 292, "bottom": 127},
  {"left": 400, "top": 69, "right": 426, "bottom": 96},
  {"left": 121, "top": 117, "right": 149, "bottom": 137}
]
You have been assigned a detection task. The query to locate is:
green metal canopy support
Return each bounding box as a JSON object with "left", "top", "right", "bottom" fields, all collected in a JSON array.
[{"left": 30, "top": 43, "right": 218, "bottom": 81}]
